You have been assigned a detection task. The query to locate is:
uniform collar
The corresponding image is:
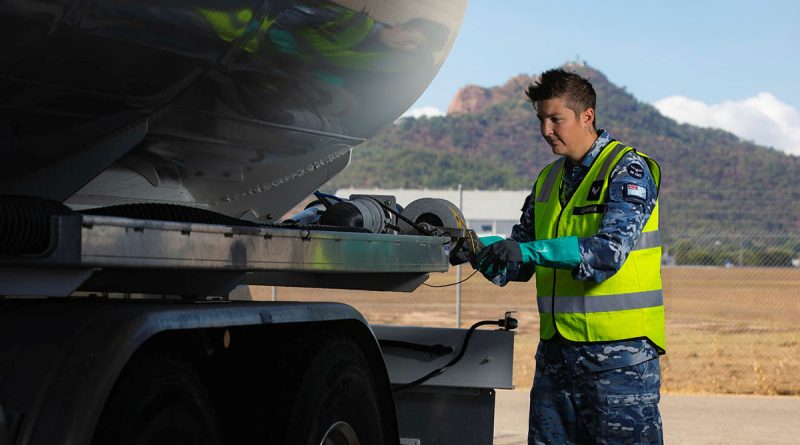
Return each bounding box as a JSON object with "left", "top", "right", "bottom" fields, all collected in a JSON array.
[{"left": 575, "top": 130, "right": 612, "bottom": 169}]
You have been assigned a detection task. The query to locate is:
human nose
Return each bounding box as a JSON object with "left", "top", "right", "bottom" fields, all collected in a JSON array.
[{"left": 540, "top": 119, "right": 552, "bottom": 136}]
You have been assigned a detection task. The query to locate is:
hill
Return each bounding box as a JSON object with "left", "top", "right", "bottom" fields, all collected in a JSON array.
[{"left": 325, "top": 63, "right": 800, "bottom": 255}]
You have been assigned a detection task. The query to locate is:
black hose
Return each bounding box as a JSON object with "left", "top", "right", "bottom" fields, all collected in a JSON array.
[
  {"left": 317, "top": 201, "right": 364, "bottom": 228},
  {"left": 378, "top": 340, "right": 454, "bottom": 358},
  {"left": 392, "top": 319, "right": 503, "bottom": 392},
  {"left": 363, "top": 197, "right": 435, "bottom": 236}
]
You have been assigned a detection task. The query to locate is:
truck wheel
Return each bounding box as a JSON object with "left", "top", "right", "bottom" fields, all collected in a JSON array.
[
  {"left": 282, "top": 337, "right": 387, "bottom": 445},
  {"left": 92, "top": 353, "right": 222, "bottom": 445}
]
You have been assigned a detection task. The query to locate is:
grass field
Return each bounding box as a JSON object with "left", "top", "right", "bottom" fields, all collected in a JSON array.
[{"left": 251, "top": 266, "right": 800, "bottom": 395}]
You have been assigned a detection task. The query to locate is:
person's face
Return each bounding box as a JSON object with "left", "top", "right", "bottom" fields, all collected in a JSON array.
[{"left": 535, "top": 97, "right": 595, "bottom": 162}]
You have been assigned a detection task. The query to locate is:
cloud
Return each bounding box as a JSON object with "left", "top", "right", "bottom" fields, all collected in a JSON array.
[
  {"left": 653, "top": 93, "right": 800, "bottom": 156},
  {"left": 401, "top": 106, "right": 445, "bottom": 119}
]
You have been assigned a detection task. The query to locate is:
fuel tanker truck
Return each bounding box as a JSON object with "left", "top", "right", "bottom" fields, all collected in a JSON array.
[{"left": 0, "top": 1, "right": 516, "bottom": 444}]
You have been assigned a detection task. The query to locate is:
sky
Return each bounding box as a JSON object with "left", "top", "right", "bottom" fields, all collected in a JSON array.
[{"left": 406, "top": 0, "right": 800, "bottom": 156}]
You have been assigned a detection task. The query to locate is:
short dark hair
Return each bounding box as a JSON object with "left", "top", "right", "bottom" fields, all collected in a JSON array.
[{"left": 525, "top": 68, "right": 596, "bottom": 127}]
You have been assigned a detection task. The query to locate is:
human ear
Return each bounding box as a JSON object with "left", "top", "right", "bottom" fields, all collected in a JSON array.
[{"left": 582, "top": 108, "right": 595, "bottom": 127}]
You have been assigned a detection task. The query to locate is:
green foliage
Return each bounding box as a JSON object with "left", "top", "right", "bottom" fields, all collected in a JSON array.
[
  {"left": 665, "top": 236, "right": 799, "bottom": 267},
  {"left": 669, "top": 240, "right": 729, "bottom": 266},
  {"left": 744, "top": 248, "right": 795, "bottom": 267}
]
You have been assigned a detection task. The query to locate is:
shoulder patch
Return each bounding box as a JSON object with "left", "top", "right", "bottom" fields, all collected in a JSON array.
[
  {"left": 627, "top": 163, "right": 645, "bottom": 179},
  {"left": 623, "top": 183, "right": 647, "bottom": 203}
]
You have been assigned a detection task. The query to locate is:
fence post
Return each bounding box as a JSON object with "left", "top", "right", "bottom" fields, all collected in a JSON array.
[
  {"left": 456, "top": 184, "right": 463, "bottom": 328},
  {"left": 271, "top": 286, "right": 277, "bottom": 302},
  {"left": 739, "top": 234, "right": 744, "bottom": 267}
]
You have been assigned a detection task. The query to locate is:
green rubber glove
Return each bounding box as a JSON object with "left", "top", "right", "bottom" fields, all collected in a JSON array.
[
  {"left": 519, "top": 236, "right": 581, "bottom": 269},
  {"left": 479, "top": 235, "right": 504, "bottom": 246},
  {"left": 474, "top": 236, "right": 505, "bottom": 276}
]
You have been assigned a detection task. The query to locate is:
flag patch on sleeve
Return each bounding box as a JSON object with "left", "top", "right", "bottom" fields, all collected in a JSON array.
[{"left": 623, "top": 183, "right": 647, "bottom": 202}]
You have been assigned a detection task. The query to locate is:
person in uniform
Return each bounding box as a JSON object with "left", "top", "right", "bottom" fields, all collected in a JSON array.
[{"left": 461, "top": 68, "right": 666, "bottom": 444}]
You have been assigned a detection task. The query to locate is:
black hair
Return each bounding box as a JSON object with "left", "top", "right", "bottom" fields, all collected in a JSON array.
[{"left": 525, "top": 68, "right": 596, "bottom": 128}]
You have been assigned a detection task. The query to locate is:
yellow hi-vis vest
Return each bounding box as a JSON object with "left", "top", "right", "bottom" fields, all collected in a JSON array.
[{"left": 533, "top": 140, "right": 666, "bottom": 353}]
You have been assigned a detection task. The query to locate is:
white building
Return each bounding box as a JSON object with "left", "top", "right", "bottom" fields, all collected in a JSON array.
[{"left": 335, "top": 187, "right": 530, "bottom": 237}]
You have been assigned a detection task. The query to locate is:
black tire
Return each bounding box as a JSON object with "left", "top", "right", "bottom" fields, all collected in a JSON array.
[
  {"left": 281, "top": 336, "right": 387, "bottom": 445},
  {"left": 92, "top": 353, "right": 223, "bottom": 445}
]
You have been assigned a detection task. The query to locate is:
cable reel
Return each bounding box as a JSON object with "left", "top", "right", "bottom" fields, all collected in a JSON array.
[
  {"left": 286, "top": 194, "right": 467, "bottom": 238},
  {"left": 317, "top": 195, "right": 401, "bottom": 234},
  {"left": 396, "top": 198, "right": 467, "bottom": 238}
]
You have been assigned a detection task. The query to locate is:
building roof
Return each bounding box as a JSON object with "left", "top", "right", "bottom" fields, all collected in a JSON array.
[{"left": 334, "top": 187, "right": 529, "bottom": 221}]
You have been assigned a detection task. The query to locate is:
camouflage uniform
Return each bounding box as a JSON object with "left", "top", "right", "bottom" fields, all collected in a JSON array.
[
  {"left": 530, "top": 339, "right": 662, "bottom": 444},
  {"left": 507, "top": 130, "right": 664, "bottom": 444}
]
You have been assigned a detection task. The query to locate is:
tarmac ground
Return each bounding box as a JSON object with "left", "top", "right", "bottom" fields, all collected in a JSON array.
[{"left": 493, "top": 390, "right": 800, "bottom": 444}]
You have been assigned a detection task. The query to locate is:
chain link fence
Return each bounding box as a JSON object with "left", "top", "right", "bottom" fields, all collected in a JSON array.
[
  {"left": 252, "top": 224, "right": 800, "bottom": 396},
  {"left": 658, "top": 229, "right": 800, "bottom": 395},
  {"left": 663, "top": 231, "right": 800, "bottom": 268}
]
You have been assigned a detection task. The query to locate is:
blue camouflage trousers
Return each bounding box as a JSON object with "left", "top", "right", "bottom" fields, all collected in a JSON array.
[{"left": 528, "top": 343, "right": 663, "bottom": 444}]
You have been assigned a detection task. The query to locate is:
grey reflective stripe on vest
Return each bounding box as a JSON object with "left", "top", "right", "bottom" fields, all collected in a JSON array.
[
  {"left": 536, "top": 158, "right": 565, "bottom": 202},
  {"left": 537, "top": 289, "right": 663, "bottom": 313},
  {"left": 633, "top": 230, "right": 660, "bottom": 251},
  {"left": 597, "top": 142, "right": 629, "bottom": 179}
]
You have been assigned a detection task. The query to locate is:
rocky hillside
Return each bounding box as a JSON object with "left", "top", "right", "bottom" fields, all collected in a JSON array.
[{"left": 325, "top": 63, "right": 800, "bottom": 240}]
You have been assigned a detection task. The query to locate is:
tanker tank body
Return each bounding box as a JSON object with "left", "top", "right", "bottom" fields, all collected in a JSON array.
[
  {"left": 0, "top": 0, "right": 465, "bottom": 220},
  {"left": 0, "top": 2, "right": 497, "bottom": 445}
]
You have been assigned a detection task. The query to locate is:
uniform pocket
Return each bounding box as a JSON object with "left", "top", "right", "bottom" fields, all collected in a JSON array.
[
  {"left": 604, "top": 392, "right": 662, "bottom": 443},
  {"left": 600, "top": 360, "right": 663, "bottom": 444}
]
